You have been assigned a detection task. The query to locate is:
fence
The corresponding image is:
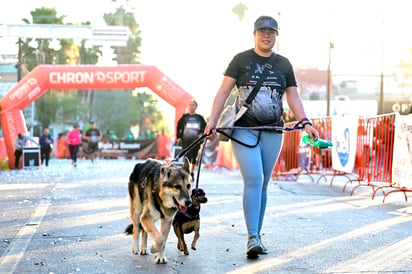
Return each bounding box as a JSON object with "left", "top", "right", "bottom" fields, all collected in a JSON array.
[{"left": 272, "top": 113, "right": 412, "bottom": 203}]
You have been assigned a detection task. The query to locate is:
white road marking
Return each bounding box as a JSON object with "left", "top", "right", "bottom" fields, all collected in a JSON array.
[{"left": 0, "top": 198, "right": 50, "bottom": 274}]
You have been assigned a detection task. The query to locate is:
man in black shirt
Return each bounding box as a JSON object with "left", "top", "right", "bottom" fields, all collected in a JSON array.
[
  {"left": 176, "top": 99, "right": 206, "bottom": 180},
  {"left": 84, "top": 121, "right": 101, "bottom": 163}
]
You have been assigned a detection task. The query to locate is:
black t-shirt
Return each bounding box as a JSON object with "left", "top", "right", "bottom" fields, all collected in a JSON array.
[
  {"left": 86, "top": 128, "right": 101, "bottom": 143},
  {"left": 177, "top": 114, "right": 206, "bottom": 145},
  {"left": 224, "top": 49, "right": 297, "bottom": 128}
]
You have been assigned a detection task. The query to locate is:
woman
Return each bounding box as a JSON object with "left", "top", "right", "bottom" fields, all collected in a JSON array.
[
  {"left": 67, "top": 123, "right": 82, "bottom": 167},
  {"left": 205, "top": 15, "right": 319, "bottom": 259}
]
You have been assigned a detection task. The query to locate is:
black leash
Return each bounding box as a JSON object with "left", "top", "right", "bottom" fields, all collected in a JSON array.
[
  {"left": 215, "top": 121, "right": 306, "bottom": 147},
  {"left": 171, "top": 119, "right": 309, "bottom": 192}
]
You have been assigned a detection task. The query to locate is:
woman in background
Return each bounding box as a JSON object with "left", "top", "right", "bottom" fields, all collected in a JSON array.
[{"left": 67, "top": 123, "right": 82, "bottom": 167}]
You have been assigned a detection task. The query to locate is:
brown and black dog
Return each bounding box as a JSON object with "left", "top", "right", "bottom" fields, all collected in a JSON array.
[
  {"left": 173, "top": 188, "right": 207, "bottom": 255},
  {"left": 124, "top": 158, "right": 192, "bottom": 264}
]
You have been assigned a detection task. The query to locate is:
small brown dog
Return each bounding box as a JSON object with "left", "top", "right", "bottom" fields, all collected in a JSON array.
[{"left": 173, "top": 188, "right": 207, "bottom": 255}]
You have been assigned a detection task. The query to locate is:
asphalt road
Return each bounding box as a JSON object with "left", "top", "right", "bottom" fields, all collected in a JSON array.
[{"left": 1, "top": 159, "right": 412, "bottom": 274}]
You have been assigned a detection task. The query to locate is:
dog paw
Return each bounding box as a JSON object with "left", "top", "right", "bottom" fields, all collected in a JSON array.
[
  {"left": 139, "top": 249, "right": 148, "bottom": 255},
  {"left": 191, "top": 246, "right": 197, "bottom": 251},
  {"left": 155, "top": 255, "right": 167, "bottom": 264},
  {"left": 132, "top": 247, "right": 139, "bottom": 255},
  {"left": 150, "top": 244, "right": 160, "bottom": 254}
]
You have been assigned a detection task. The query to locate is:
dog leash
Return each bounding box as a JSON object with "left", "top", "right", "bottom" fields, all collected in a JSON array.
[
  {"left": 171, "top": 118, "right": 310, "bottom": 192},
  {"left": 172, "top": 119, "right": 307, "bottom": 162},
  {"left": 214, "top": 120, "right": 307, "bottom": 146}
]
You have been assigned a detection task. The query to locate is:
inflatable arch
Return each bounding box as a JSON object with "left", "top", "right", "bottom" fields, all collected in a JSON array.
[{"left": 0, "top": 64, "right": 193, "bottom": 169}]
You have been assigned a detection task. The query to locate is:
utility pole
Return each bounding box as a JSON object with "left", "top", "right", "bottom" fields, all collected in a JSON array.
[
  {"left": 326, "top": 40, "right": 334, "bottom": 116},
  {"left": 379, "top": 11, "right": 385, "bottom": 114},
  {"left": 17, "top": 38, "right": 22, "bottom": 81}
]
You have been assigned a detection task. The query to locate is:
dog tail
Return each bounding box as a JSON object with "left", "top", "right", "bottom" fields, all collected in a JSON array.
[{"left": 124, "top": 224, "right": 133, "bottom": 235}]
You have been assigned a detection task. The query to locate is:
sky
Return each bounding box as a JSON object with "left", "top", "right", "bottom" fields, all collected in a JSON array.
[{"left": 1, "top": 0, "right": 411, "bottom": 116}]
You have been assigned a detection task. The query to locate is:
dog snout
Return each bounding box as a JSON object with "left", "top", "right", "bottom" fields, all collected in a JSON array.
[{"left": 184, "top": 198, "right": 192, "bottom": 207}]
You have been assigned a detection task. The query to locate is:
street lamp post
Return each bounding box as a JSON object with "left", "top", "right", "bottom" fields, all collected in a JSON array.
[
  {"left": 326, "top": 40, "right": 334, "bottom": 116},
  {"left": 379, "top": 11, "right": 385, "bottom": 114},
  {"left": 17, "top": 38, "right": 22, "bottom": 81}
]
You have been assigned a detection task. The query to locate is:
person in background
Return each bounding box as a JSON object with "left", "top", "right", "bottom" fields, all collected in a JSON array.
[
  {"left": 67, "top": 123, "right": 82, "bottom": 167},
  {"left": 84, "top": 121, "right": 101, "bottom": 163},
  {"left": 176, "top": 99, "right": 207, "bottom": 180},
  {"left": 14, "top": 133, "right": 38, "bottom": 169},
  {"left": 205, "top": 15, "right": 319, "bottom": 259},
  {"left": 39, "top": 128, "right": 54, "bottom": 167},
  {"left": 156, "top": 129, "right": 171, "bottom": 160}
]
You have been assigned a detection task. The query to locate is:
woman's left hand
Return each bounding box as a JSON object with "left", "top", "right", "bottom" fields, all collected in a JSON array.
[{"left": 304, "top": 124, "right": 319, "bottom": 142}]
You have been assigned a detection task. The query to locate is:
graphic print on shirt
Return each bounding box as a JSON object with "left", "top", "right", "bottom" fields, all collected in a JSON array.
[
  {"left": 87, "top": 129, "right": 100, "bottom": 143},
  {"left": 238, "top": 61, "right": 284, "bottom": 124},
  {"left": 183, "top": 116, "right": 202, "bottom": 142}
]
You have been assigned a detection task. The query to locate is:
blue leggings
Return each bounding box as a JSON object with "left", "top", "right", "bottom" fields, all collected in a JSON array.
[{"left": 231, "top": 129, "right": 283, "bottom": 237}]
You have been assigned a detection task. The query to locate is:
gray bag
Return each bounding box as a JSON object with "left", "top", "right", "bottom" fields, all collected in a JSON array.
[{"left": 216, "top": 102, "right": 238, "bottom": 142}]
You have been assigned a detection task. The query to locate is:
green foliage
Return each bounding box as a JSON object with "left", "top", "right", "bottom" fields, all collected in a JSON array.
[
  {"left": 92, "top": 90, "right": 166, "bottom": 139},
  {"left": 18, "top": 3, "right": 168, "bottom": 139},
  {"left": 34, "top": 91, "right": 59, "bottom": 128},
  {"left": 58, "top": 91, "right": 88, "bottom": 124},
  {"left": 103, "top": 5, "right": 141, "bottom": 64},
  {"left": 92, "top": 90, "right": 136, "bottom": 138},
  {"left": 21, "top": 8, "right": 67, "bottom": 71}
]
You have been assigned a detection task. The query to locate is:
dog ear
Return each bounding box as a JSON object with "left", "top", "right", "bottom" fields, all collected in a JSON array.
[
  {"left": 160, "top": 166, "right": 170, "bottom": 182},
  {"left": 182, "top": 157, "right": 190, "bottom": 173}
]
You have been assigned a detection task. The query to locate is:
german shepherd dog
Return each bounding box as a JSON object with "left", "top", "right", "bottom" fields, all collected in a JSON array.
[
  {"left": 124, "top": 158, "right": 192, "bottom": 264},
  {"left": 173, "top": 188, "right": 207, "bottom": 255}
]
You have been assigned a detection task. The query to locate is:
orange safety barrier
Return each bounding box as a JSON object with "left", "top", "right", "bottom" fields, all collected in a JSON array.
[
  {"left": 309, "top": 117, "right": 333, "bottom": 173},
  {"left": 156, "top": 134, "right": 172, "bottom": 160},
  {"left": 344, "top": 113, "right": 408, "bottom": 202},
  {"left": 215, "top": 142, "right": 238, "bottom": 170},
  {"left": 270, "top": 113, "right": 411, "bottom": 203},
  {"left": 273, "top": 117, "right": 343, "bottom": 183},
  {"left": 272, "top": 124, "right": 301, "bottom": 180}
]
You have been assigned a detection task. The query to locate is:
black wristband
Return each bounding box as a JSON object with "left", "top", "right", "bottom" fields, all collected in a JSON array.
[{"left": 302, "top": 121, "right": 312, "bottom": 128}]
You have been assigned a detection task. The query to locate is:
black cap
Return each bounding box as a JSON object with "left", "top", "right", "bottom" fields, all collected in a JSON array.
[{"left": 254, "top": 16, "right": 278, "bottom": 32}]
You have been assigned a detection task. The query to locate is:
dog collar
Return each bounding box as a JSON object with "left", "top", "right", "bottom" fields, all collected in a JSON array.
[{"left": 182, "top": 210, "right": 199, "bottom": 220}]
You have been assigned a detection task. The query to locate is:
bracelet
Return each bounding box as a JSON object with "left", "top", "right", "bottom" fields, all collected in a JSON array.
[{"left": 301, "top": 121, "right": 312, "bottom": 128}]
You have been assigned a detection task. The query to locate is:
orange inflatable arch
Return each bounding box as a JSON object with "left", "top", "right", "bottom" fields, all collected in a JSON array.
[{"left": 0, "top": 64, "right": 193, "bottom": 169}]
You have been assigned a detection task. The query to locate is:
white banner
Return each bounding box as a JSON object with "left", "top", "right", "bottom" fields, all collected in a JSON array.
[
  {"left": 392, "top": 114, "right": 412, "bottom": 188},
  {"left": 331, "top": 115, "right": 359, "bottom": 173}
]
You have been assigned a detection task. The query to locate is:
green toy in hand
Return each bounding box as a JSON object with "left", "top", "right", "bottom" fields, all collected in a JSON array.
[{"left": 302, "top": 135, "right": 333, "bottom": 149}]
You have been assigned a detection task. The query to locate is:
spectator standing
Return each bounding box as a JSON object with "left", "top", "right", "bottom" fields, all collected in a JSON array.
[
  {"left": 39, "top": 128, "right": 54, "bottom": 167},
  {"left": 176, "top": 99, "right": 207, "bottom": 180},
  {"left": 14, "top": 133, "right": 37, "bottom": 169},
  {"left": 67, "top": 123, "right": 82, "bottom": 167}
]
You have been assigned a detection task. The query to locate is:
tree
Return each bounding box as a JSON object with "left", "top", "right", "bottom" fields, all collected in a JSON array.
[
  {"left": 20, "top": 8, "right": 101, "bottom": 131},
  {"left": 103, "top": 5, "right": 141, "bottom": 64},
  {"left": 95, "top": 2, "right": 167, "bottom": 138},
  {"left": 20, "top": 7, "right": 69, "bottom": 131}
]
